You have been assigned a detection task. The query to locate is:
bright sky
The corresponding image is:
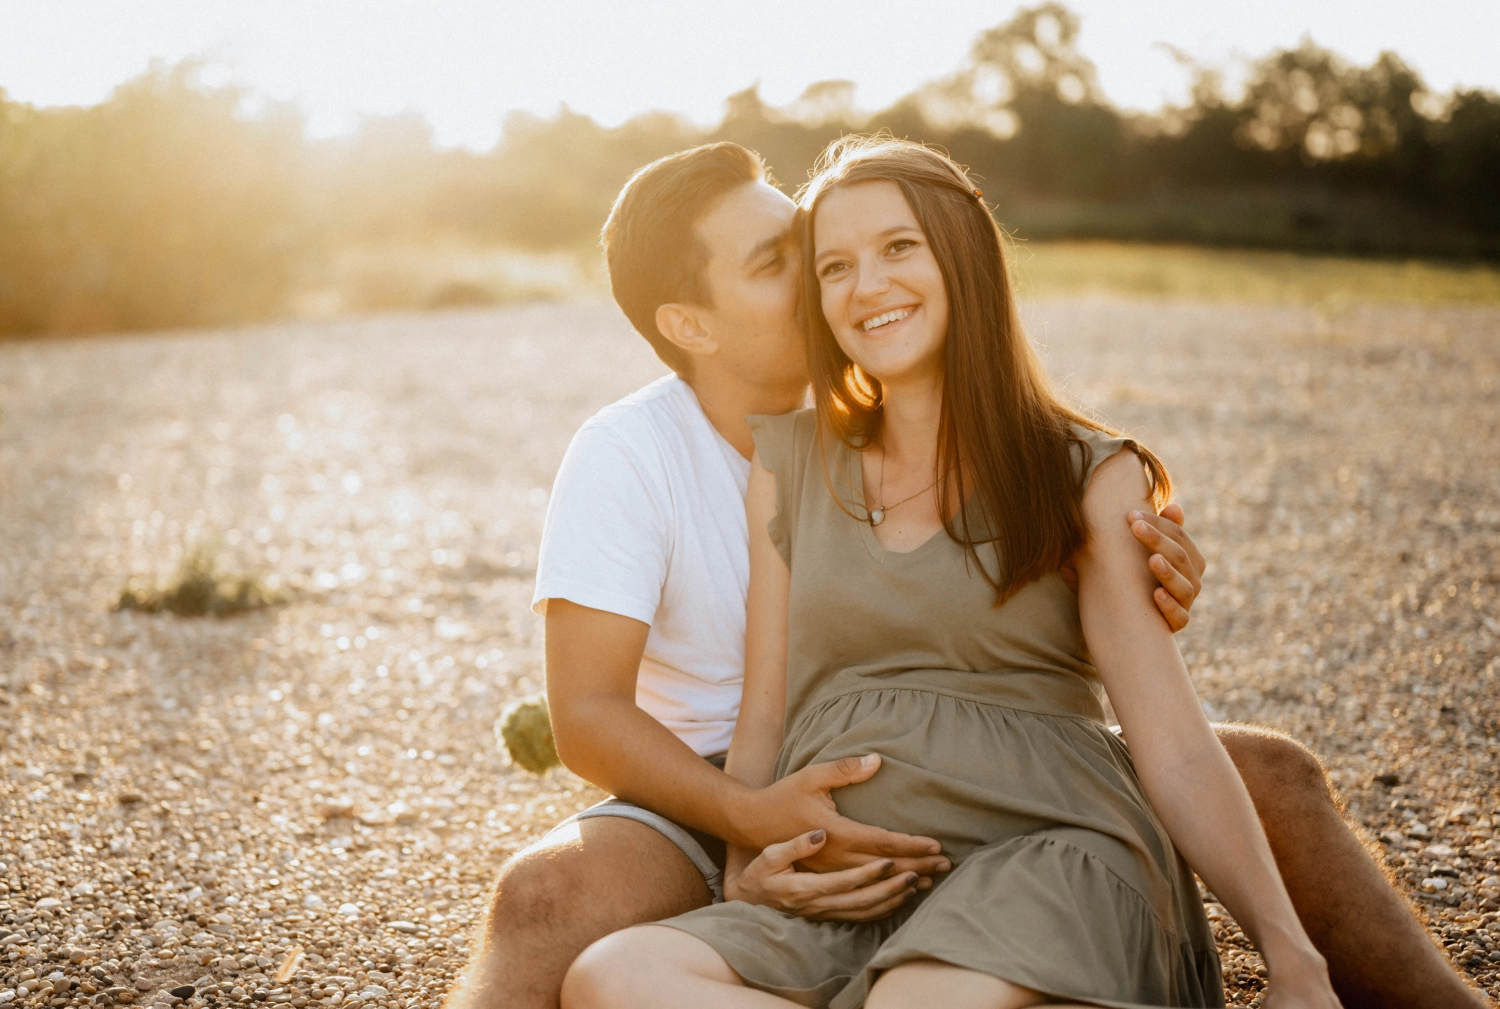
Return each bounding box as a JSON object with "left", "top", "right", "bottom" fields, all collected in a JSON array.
[{"left": 3, "top": 0, "right": 1496, "bottom": 150}]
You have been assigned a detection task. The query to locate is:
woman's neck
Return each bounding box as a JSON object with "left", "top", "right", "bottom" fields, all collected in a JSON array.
[{"left": 877, "top": 371, "right": 944, "bottom": 469}]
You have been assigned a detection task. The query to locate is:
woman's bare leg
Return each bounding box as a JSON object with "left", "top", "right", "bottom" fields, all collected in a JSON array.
[
  {"left": 561, "top": 924, "right": 796, "bottom": 1009},
  {"left": 865, "top": 960, "right": 1093, "bottom": 1009}
]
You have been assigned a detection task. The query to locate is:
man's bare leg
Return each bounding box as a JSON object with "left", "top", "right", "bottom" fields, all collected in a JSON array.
[
  {"left": 1216, "top": 724, "right": 1488, "bottom": 1009},
  {"left": 445, "top": 816, "right": 712, "bottom": 1009}
]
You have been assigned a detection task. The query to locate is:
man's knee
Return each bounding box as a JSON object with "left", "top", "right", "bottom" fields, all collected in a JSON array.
[
  {"left": 484, "top": 843, "right": 582, "bottom": 935},
  {"left": 1216, "top": 724, "right": 1332, "bottom": 807}
]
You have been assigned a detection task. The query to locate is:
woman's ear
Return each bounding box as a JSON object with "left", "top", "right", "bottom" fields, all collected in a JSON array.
[{"left": 655, "top": 303, "right": 719, "bottom": 359}]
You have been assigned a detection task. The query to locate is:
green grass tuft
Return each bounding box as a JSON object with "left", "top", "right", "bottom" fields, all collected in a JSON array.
[{"left": 116, "top": 543, "right": 283, "bottom": 618}]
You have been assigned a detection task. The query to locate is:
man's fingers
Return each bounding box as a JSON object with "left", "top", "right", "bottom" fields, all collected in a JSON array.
[
  {"left": 1148, "top": 553, "right": 1197, "bottom": 611},
  {"left": 813, "top": 753, "right": 881, "bottom": 790},
  {"left": 884, "top": 854, "right": 952, "bottom": 877},
  {"left": 1130, "top": 513, "right": 1201, "bottom": 593},
  {"left": 1154, "top": 587, "right": 1190, "bottom": 633},
  {"left": 839, "top": 820, "right": 942, "bottom": 858},
  {"left": 757, "top": 830, "right": 827, "bottom": 873},
  {"left": 1132, "top": 505, "right": 1206, "bottom": 579}
]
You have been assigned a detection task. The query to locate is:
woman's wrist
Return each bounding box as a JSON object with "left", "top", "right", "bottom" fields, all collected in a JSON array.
[{"left": 1259, "top": 930, "right": 1329, "bottom": 983}]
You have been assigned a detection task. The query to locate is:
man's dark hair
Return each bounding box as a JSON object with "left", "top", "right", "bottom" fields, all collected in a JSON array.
[{"left": 601, "top": 142, "right": 767, "bottom": 375}]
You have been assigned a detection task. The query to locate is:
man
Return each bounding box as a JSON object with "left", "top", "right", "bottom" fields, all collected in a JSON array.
[{"left": 447, "top": 142, "right": 1485, "bottom": 1009}]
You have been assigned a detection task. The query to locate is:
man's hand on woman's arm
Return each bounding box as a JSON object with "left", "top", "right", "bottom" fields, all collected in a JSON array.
[{"left": 1129, "top": 501, "right": 1207, "bottom": 632}]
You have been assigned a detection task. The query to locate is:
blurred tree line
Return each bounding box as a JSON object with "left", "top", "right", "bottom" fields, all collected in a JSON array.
[{"left": 1, "top": 2, "right": 1497, "bottom": 335}]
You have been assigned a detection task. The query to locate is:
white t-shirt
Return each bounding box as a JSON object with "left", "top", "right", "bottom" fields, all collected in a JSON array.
[{"left": 532, "top": 375, "right": 751, "bottom": 757}]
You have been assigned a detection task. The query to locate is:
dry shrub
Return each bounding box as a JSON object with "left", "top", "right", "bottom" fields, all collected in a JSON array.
[{"left": 116, "top": 543, "right": 283, "bottom": 617}]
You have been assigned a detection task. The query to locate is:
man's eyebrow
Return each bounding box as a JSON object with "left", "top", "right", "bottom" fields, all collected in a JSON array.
[{"left": 743, "top": 230, "right": 791, "bottom": 266}]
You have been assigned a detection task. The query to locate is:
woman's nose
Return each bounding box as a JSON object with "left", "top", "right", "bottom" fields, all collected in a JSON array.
[{"left": 853, "top": 257, "right": 890, "bottom": 301}]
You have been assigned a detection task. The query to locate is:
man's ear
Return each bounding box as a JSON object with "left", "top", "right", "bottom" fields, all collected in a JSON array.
[{"left": 655, "top": 303, "right": 719, "bottom": 360}]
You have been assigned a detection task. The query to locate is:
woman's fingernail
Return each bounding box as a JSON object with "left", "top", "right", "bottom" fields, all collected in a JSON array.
[
  {"left": 881, "top": 860, "right": 895, "bottom": 872},
  {"left": 861, "top": 754, "right": 878, "bottom": 767},
  {"left": 1128, "top": 510, "right": 1144, "bottom": 520},
  {"left": 808, "top": 829, "right": 825, "bottom": 845}
]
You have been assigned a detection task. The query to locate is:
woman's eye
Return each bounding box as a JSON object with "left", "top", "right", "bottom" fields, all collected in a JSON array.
[
  {"left": 819, "top": 261, "right": 848, "bottom": 279},
  {"left": 888, "top": 239, "right": 916, "bottom": 255}
]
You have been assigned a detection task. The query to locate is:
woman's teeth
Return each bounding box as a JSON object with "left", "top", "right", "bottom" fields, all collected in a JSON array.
[{"left": 861, "top": 308, "right": 912, "bottom": 332}]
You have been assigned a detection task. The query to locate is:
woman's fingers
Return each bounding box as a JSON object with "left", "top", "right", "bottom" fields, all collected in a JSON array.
[
  {"left": 756, "top": 829, "right": 827, "bottom": 874},
  {"left": 781, "top": 857, "right": 896, "bottom": 901},
  {"left": 806, "top": 874, "right": 920, "bottom": 920}
]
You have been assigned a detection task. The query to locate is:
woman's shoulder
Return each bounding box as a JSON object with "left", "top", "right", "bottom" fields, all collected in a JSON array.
[
  {"left": 747, "top": 408, "right": 818, "bottom": 468},
  {"left": 1067, "top": 421, "right": 1140, "bottom": 489}
]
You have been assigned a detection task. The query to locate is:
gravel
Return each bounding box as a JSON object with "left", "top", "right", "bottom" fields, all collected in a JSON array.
[{"left": 0, "top": 296, "right": 1496, "bottom": 1006}]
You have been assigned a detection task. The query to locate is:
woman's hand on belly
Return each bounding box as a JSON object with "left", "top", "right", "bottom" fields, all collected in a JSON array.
[
  {"left": 738, "top": 754, "right": 951, "bottom": 878},
  {"left": 727, "top": 829, "right": 926, "bottom": 921}
]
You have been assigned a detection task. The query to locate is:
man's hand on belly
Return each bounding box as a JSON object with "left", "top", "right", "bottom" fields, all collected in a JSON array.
[{"left": 737, "top": 754, "right": 951, "bottom": 879}]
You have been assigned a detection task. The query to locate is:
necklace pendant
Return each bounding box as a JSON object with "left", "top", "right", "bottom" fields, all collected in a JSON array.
[{"left": 869, "top": 508, "right": 885, "bottom": 527}]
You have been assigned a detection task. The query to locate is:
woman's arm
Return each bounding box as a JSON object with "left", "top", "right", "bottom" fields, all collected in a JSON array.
[
  {"left": 724, "top": 452, "right": 792, "bottom": 794},
  {"left": 1075, "top": 451, "right": 1338, "bottom": 1006},
  {"left": 722, "top": 453, "right": 944, "bottom": 916}
]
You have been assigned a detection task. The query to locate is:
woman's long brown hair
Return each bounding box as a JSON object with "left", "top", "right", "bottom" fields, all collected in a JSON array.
[{"left": 797, "top": 135, "right": 1171, "bottom": 602}]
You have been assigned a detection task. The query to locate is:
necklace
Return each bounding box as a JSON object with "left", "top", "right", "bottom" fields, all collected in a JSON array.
[{"left": 868, "top": 449, "right": 938, "bottom": 527}]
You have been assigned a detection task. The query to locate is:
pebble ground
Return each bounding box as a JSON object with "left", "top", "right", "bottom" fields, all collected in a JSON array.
[{"left": 1, "top": 297, "right": 1496, "bottom": 1008}]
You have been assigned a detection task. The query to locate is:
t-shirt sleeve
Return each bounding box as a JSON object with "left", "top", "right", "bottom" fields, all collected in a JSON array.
[
  {"left": 531, "top": 424, "right": 671, "bottom": 625},
  {"left": 746, "top": 411, "right": 806, "bottom": 567}
]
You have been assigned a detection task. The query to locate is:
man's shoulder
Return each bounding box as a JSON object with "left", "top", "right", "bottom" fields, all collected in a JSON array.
[{"left": 570, "top": 374, "right": 706, "bottom": 460}]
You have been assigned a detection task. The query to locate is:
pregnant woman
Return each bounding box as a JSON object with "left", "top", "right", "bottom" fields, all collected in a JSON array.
[{"left": 562, "top": 137, "right": 1343, "bottom": 1009}]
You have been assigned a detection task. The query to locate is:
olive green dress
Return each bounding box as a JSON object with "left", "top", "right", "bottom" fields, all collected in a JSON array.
[{"left": 657, "top": 410, "right": 1224, "bottom": 1009}]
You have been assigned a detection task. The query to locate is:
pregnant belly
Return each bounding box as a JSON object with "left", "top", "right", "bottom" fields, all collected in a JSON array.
[{"left": 780, "top": 688, "right": 1149, "bottom": 863}]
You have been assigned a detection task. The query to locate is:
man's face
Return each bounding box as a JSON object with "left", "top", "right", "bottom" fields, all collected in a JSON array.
[{"left": 692, "top": 181, "right": 808, "bottom": 392}]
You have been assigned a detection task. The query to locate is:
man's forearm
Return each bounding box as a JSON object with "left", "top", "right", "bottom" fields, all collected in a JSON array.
[{"left": 550, "top": 692, "right": 761, "bottom": 847}]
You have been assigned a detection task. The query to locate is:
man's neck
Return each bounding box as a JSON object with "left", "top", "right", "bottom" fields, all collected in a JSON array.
[{"left": 685, "top": 367, "right": 806, "bottom": 460}]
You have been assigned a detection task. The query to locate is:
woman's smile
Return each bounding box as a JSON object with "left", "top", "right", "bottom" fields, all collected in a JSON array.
[{"left": 858, "top": 306, "right": 916, "bottom": 333}]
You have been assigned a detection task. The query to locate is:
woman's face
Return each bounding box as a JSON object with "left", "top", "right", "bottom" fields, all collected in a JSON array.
[{"left": 812, "top": 179, "right": 948, "bottom": 390}]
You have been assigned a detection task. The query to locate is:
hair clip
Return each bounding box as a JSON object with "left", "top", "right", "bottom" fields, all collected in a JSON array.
[{"left": 972, "top": 188, "right": 983, "bottom": 199}]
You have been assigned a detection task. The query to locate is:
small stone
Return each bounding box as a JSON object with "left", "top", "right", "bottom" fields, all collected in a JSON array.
[
  {"left": 135, "top": 980, "right": 154, "bottom": 992},
  {"left": 170, "top": 988, "right": 196, "bottom": 1000},
  {"left": 1373, "top": 772, "right": 1400, "bottom": 787},
  {"left": 336, "top": 904, "right": 359, "bottom": 918},
  {"left": 387, "top": 921, "right": 418, "bottom": 935}
]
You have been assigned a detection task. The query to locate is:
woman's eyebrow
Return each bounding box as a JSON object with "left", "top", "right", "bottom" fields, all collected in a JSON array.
[{"left": 814, "top": 224, "right": 920, "bottom": 263}]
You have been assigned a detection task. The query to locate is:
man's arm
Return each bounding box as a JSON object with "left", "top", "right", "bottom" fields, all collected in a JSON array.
[{"left": 544, "top": 598, "right": 948, "bottom": 872}]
